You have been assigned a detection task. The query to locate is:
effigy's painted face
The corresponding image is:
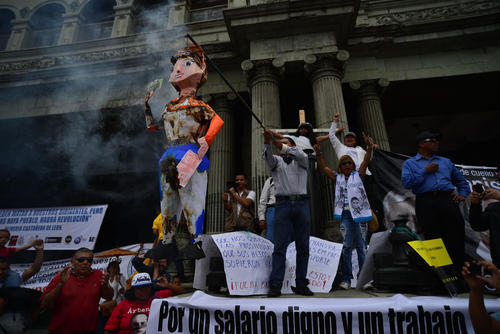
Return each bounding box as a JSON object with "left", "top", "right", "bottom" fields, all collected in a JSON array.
[{"left": 169, "top": 56, "right": 205, "bottom": 93}]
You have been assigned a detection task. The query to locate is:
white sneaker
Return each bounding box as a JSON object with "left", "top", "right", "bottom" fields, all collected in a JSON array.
[
  {"left": 363, "top": 281, "right": 374, "bottom": 291},
  {"left": 339, "top": 281, "right": 350, "bottom": 290}
]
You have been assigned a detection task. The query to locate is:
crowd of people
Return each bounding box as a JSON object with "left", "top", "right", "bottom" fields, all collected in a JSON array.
[
  {"left": 0, "top": 217, "right": 186, "bottom": 334},
  {"left": 0, "top": 114, "right": 499, "bottom": 332}
]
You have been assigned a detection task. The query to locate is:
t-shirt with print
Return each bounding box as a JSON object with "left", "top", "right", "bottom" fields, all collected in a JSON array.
[
  {"left": 104, "top": 298, "right": 153, "bottom": 334},
  {"left": 0, "top": 246, "right": 16, "bottom": 259}
]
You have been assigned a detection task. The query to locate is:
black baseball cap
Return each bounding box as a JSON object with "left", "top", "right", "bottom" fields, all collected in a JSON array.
[
  {"left": 415, "top": 131, "right": 441, "bottom": 145},
  {"left": 297, "top": 122, "right": 313, "bottom": 130}
]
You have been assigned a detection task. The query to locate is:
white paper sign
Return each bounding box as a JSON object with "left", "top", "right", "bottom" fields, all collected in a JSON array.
[
  {"left": 211, "top": 233, "right": 343, "bottom": 295},
  {"left": 0, "top": 205, "right": 107, "bottom": 250},
  {"left": 211, "top": 232, "right": 273, "bottom": 295},
  {"left": 282, "top": 237, "right": 343, "bottom": 293}
]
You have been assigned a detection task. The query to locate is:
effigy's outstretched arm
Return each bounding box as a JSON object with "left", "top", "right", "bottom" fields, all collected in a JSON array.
[
  {"left": 203, "top": 114, "right": 224, "bottom": 145},
  {"left": 144, "top": 91, "right": 161, "bottom": 132}
]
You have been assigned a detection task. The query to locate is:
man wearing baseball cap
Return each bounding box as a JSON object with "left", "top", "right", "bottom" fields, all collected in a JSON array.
[
  {"left": 263, "top": 130, "right": 313, "bottom": 297},
  {"left": 324, "top": 113, "right": 372, "bottom": 175},
  {"left": 105, "top": 273, "right": 153, "bottom": 334},
  {"left": 401, "top": 131, "right": 470, "bottom": 270}
]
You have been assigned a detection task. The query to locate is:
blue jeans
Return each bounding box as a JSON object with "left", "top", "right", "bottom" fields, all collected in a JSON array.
[
  {"left": 265, "top": 207, "right": 275, "bottom": 244},
  {"left": 269, "top": 198, "right": 311, "bottom": 288},
  {"left": 340, "top": 210, "right": 368, "bottom": 284}
]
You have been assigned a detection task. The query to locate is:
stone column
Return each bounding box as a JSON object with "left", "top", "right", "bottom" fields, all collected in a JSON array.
[
  {"left": 111, "top": 2, "right": 134, "bottom": 37},
  {"left": 305, "top": 51, "right": 349, "bottom": 242},
  {"left": 5, "top": 20, "right": 31, "bottom": 51},
  {"left": 350, "top": 79, "right": 391, "bottom": 151},
  {"left": 242, "top": 59, "right": 283, "bottom": 200},
  {"left": 58, "top": 14, "right": 82, "bottom": 45},
  {"left": 205, "top": 93, "right": 235, "bottom": 233}
]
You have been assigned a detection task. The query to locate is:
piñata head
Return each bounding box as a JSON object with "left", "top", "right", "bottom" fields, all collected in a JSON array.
[{"left": 169, "top": 46, "right": 207, "bottom": 93}]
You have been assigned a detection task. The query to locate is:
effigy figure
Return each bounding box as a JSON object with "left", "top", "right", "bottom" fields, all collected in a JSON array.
[{"left": 144, "top": 46, "right": 224, "bottom": 245}]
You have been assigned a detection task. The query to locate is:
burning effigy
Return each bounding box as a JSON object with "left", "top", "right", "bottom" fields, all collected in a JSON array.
[{"left": 144, "top": 45, "right": 224, "bottom": 245}]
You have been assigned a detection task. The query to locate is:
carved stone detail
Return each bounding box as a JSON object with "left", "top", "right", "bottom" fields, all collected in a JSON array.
[
  {"left": 20, "top": 8, "right": 28, "bottom": 18},
  {"left": 69, "top": 1, "right": 80, "bottom": 12},
  {"left": 245, "top": 60, "right": 281, "bottom": 87},
  {"left": 374, "top": 1, "right": 500, "bottom": 26},
  {"left": 0, "top": 45, "right": 150, "bottom": 73}
]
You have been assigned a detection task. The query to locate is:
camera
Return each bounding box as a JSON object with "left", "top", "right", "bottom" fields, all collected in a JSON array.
[
  {"left": 469, "top": 262, "right": 484, "bottom": 276},
  {"left": 225, "top": 181, "right": 237, "bottom": 193},
  {"left": 472, "top": 184, "right": 484, "bottom": 193}
]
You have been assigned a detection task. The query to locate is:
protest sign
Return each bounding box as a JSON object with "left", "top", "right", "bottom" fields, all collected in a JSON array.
[
  {"left": 211, "top": 232, "right": 342, "bottom": 295},
  {"left": 0, "top": 205, "right": 107, "bottom": 250},
  {"left": 147, "top": 290, "right": 500, "bottom": 334},
  {"left": 177, "top": 150, "right": 202, "bottom": 187},
  {"left": 408, "top": 238, "right": 453, "bottom": 268},
  {"left": 11, "top": 243, "right": 150, "bottom": 292},
  {"left": 282, "top": 237, "right": 342, "bottom": 294},
  {"left": 408, "top": 238, "right": 460, "bottom": 296},
  {"left": 211, "top": 232, "right": 273, "bottom": 295}
]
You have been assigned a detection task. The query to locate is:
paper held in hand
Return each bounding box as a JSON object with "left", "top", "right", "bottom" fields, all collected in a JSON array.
[
  {"left": 177, "top": 138, "right": 209, "bottom": 187},
  {"left": 147, "top": 79, "right": 163, "bottom": 93}
]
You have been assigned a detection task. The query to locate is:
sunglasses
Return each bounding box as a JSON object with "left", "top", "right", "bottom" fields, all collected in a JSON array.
[
  {"left": 341, "top": 161, "right": 354, "bottom": 166},
  {"left": 422, "top": 138, "right": 438, "bottom": 143},
  {"left": 75, "top": 257, "right": 93, "bottom": 263}
]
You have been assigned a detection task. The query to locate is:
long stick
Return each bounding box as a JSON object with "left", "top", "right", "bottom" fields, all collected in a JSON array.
[{"left": 186, "top": 34, "right": 266, "bottom": 130}]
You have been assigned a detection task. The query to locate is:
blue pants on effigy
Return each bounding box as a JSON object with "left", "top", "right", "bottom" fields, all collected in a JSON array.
[{"left": 159, "top": 143, "right": 209, "bottom": 244}]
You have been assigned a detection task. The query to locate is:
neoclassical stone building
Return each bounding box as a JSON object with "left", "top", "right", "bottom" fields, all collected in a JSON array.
[{"left": 0, "top": 0, "right": 499, "bottom": 248}]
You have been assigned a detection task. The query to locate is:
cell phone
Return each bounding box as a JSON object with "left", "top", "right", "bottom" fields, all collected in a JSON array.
[
  {"left": 472, "top": 184, "right": 484, "bottom": 193},
  {"left": 469, "top": 262, "right": 484, "bottom": 276}
]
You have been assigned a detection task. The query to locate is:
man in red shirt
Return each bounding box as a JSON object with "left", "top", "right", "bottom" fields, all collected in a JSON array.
[
  {"left": 41, "top": 247, "right": 113, "bottom": 334},
  {"left": 0, "top": 229, "right": 41, "bottom": 260}
]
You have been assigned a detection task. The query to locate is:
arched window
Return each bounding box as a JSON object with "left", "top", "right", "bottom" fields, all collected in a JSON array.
[
  {"left": 78, "top": 0, "right": 115, "bottom": 41},
  {"left": 0, "top": 9, "right": 15, "bottom": 50},
  {"left": 189, "top": 0, "right": 227, "bottom": 22},
  {"left": 29, "top": 4, "right": 65, "bottom": 47},
  {"left": 135, "top": 0, "right": 170, "bottom": 33}
]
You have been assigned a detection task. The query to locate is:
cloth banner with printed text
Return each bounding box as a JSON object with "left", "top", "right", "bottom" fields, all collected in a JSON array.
[
  {"left": 11, "top": 243, "right": 151, "bottom": 292},
  {"left": 0, "top": 205, "right": 108, "bottom": 250},
  {"left": 146, "top": 290, "right": 500, "bottom": 334},
  {"left": 370, "top": 150, "right": 498, "bottom": 262}
]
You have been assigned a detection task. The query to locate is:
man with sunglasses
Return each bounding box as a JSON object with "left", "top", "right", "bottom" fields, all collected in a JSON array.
[
  {"left": 402, "top": 131, "right": 470, "bottom": 270},
  {"left": 41, "top": 247, "right": 113, "bottom": 334}
]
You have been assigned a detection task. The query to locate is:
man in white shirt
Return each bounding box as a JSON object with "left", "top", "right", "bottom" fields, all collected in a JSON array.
[
  {"left": 223, "top": 173, "right": 256, "bottom": 232},
  {"left": 258, "top": 177, "right": 276, "bottom": 242}
]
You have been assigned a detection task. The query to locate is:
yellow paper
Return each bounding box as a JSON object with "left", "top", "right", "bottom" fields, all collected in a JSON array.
[{"left": 407, "top": 238, "right": 453, "bottom": 268}]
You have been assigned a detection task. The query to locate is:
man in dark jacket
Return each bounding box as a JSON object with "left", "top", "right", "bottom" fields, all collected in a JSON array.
[{"left": 470, "top": 180, "right": 500, "bottom": 267}]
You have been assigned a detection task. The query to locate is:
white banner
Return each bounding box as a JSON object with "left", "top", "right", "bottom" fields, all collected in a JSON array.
[
  {"left": 11, "top": 243, "right": 151, "bottom": 292},
  {"left": 211, "top": 232, "right": 342, "bottom": 295},
  {"left": 147, "top": 291, "right": 500, "bottom": 334},
  {"left": 0, "top": 205, "right": 108, "bottom": 250}
]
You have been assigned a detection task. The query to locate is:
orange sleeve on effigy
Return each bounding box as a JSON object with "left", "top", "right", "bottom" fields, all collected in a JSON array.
[{"left": 204, "top": 114, "right": 224, "bottom": 146}]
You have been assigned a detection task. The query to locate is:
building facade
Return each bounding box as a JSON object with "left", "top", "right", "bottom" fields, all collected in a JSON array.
[{"left": 0, "top": 0, "right": 499, "bottom": 248}]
